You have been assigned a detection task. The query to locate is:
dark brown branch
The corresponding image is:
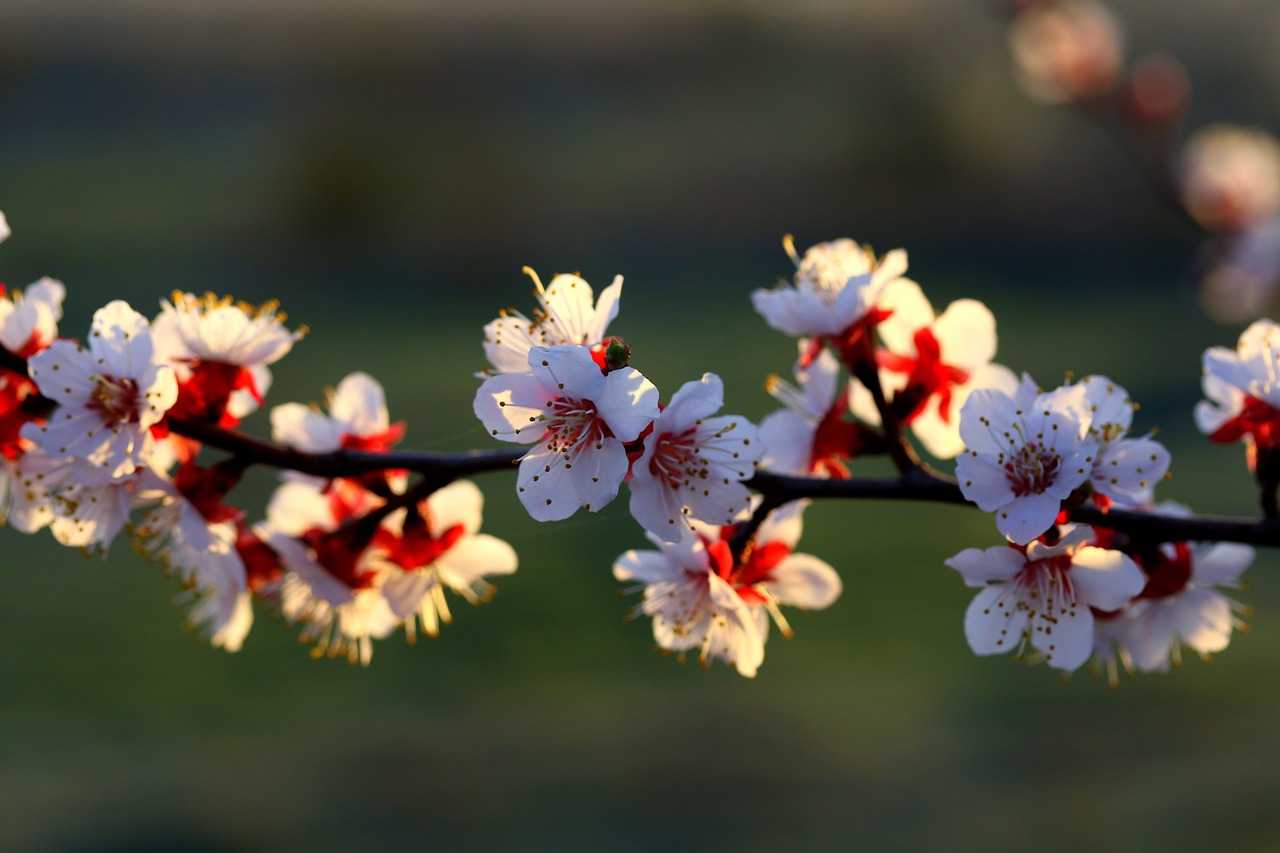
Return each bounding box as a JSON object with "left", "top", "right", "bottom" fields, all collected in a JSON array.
[
  {"left": 747, "top": 468, "right": 1280, "bottom": 548},
  {"left": 168, "top": 416, "right": 525, "bottom": 480}
]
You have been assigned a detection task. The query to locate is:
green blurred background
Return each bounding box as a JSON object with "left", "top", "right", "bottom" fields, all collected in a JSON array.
[{"left": 1, "top": 1, "right": 1279, "bottom": 850}]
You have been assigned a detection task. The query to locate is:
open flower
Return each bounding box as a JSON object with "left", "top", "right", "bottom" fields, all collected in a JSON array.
[
  {"left": 481, "top": 267, "right": 623, "bottom": 375},
  {"left": 263, "top": 479, "right": 397, "bottom": 665},
  {"left": 956, "top": 374, "right": 1097, "bottom": 544},
  {"left": 27, "top": 301, "right": 178, "bottom": 480},
  {"left": 946, "top": 525, "right": 1145, "bottom": 672},
  {"left": 135, "top": 462, "right": 253, "bottom": 651},
  {"left": 1195, "top": 319, "right": 1280, "bottom": 457},
  {"left": 0, "top": 277, "right": 64, "bottom": 358},
  {"left": 1090, "top": 505, "right": 1253, "bottom": 679},
  {"left": 1044, "top": 374, "right": 1170, "bottom": 509},
  {"left": 272, "top": 371, "right": 405, "bottom": 455},
  {"left": 373, "top": 479, "right": 518, "bottom": 639},
  {"left": 628, "top": 372, "right": 761, "bottom": 540},
  {"left": 850, "top": 278, "right": 1017, "bottom": 459},
  {"left": 759, "top": 345, "right": 865, "bottom": 477},
  {"left": 474, "top": 344, "right": 659, "bottom": 521},
  {"left": 153, "top": 292, "right": 305, "bottom": 427},
  {"left": 752, "top": 236, "right": 906, "bottom": 342},
  {"left": 614, "top": 501, "right": 840, "bottom": 677}
]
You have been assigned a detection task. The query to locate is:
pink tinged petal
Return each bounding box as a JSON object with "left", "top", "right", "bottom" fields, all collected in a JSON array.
[
  {"left": 482, "top": 315, "right": 539, "bottom": 375},
  {"left": 1032, "top": 605, "right": 1094, "bottom": 672},
  {"left": 538, "top": 274, "right": 597, "bottom": 344},
  {"left": 1173, "top": 587, "right": 1234, "bottom": 655},
  {"left": 381, "top": 571, "right": 436, "bottom": 619},
  {"left": 628, "top": 471, "right": 688, "bottom": 537},
  {"left": 1092, "top": 436, "right": 1170, "bottom": 506},
  {"left": 1029, "top": 524, "right": 1094, "bottom": 558},
  {"left": 1069, "top": 546, "right": 1146, "bottom": 611},
  {"left": 955, "top": 455, "right": 1017, "bottom": 512},
  {"left": 758, "top": 409, "right": 814, "bottom": 475},
  {"left": 435, "top": 533, "right": 518, "bottom": 590},
  {"left": 613, "top": 549, "right": 682, "bottom": 584},
  {"left": 529, "top": 345, "right": 606, "bottom": 399},
  {"left": 91, "top": 301, "right": 153, "bottom": 379},
  {"left": 271, "top": 403, "right": 343, "bottom": 451},
  {"left": 1192, "top": 542, "right": 1255, "bottom": 586},
  {"left": 567, "top": 435, "right": 629, "bottom": 511},
  {"left": 705, "top": 573, "right": 765, "bottom": 678},
  {"left": 1238, "top": 318, "right": 1280, "bottom": 353},
  {"left": 1202, "top": 347, "right": 1257, "bottom": 396},
  {"left": 594, "top": 367, "right": 660, "bottom": 442},
  {"left": 28, "top": 340, "right": 97, "bottom": 406},
  {"left": 752, "top": 285, "right": 847, "bottom": 337},
  {"left": 139, "top": 367, "right": 178, "bottom": 429},
  {"left": 266, "top": 480, "right": 335, "bottom": 535},
  {"left": 875, "top": 278, "right": 934, "bottom": 355},
  {"left": 830, "top": 272, "right": 875, "bottom": 329},
  {"left": 516, "top": 444, "right": 577, "bottom": 521},
  {"left": 996, "top": 491, "right": 1064, "bottom": 545},
  {"left": 755, "top": 499, "right": 807, "bottom": 550},
  {"left": 330, "top": 372, "right": 390, "bottom": 434},
  {"left": 272, "top": 536, "right": 356, "bottom": 607},
  {"left": 927, "top": 365, "right": 1021, "bottom": 458},
  {"left": 1125, "top": 602, "right": 1181, "bottom": 672},
  {"left": 682, "top": 478, "right": 753, "bottom": 528},
  {"left": 766, "top": 553, "right": 841, "bottom": 609},
  {"left": 473, "top": 373, "right": 552, "bottom": 445},
  {"left": 425, "top": 480, "right": 485, "bottom": 537},
  {"left": 801, "top": 348, "right": 840, "bottom": 414},
  {"left": 586, "top": 275, "right": 624, "bottom": 343},
  {"left": 207, "top": 591, "right": 253, "bottom": 652},
  {"left": 945, "top": 545, "right": 1025, "bottom": 588},
  {"left": 1078, "top": 375, "right": 1134, "bottom": 435},
  {"left": 932, "top": 298, "right": 997, "bottom": 370},
  {"left": 660, "top": 373, "right": 725, "bottom": 428},
  {"left": 871, "top": 248, "right": 909, "bottom": 287},
  {"left": 908, "top": 405, "right": 960, "bottom": 460},
  {"left": 1195, "top": 372, "right": 1244, "bottom": 432},
  {"left": 964, "top": 585, "right": 1028, "bottom": 656},
  {"left": 957, "top": 388, "right": 1022, "bottom": 455}
]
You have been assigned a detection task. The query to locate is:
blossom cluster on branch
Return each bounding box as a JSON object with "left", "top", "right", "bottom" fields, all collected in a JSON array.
[
  {"left": 1, "top": 2, "right": 1277, "bottom": 682},
  {"left": 0, "top": 204, "right": 1269, "bottom": 681}
]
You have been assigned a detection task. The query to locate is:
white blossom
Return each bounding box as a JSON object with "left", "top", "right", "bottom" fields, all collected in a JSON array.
[
  {"left": 751, "top": 236, "right": 907, "bottom": 338},
  {"left": 956, "top": 374, "right": 1097, "bottom": 544},
  {"left": 26, "top": 300, "right": 178, "bottom": 480},
  {"left": 474, "top": 344, "right": 659, "bottom": 521},
  {"left": 481, "top": 268, "right": 623, "bottom": 375},
  {"left": 946, "top": 525, "right": 1145, "bottom": 672},
  {"left": 628, "top": 373, "right": 761, "bottom": 540},
  {"left": 614, "top": 501, "right": 840, "bottom": 677}
]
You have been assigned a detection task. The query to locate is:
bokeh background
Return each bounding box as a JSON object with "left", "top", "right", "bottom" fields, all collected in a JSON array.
[{"left": 1, "top": 1, "right": 1279, "bottom": 850}]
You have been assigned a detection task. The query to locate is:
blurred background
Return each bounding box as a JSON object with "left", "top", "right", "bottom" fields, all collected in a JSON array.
[{"left": 1, "top": 0, "right": 1279, "bottom": 850}]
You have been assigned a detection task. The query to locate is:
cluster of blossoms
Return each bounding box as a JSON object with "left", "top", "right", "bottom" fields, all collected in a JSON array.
[
  {"left": 947, "top": 366, "right": 1257, "bottom": 679},
  {"left": 0, "top": 216, "right": 517, "bottom": 662},
  {"left": 0, "top": 205, "right": 1267, "bottom": 682}
]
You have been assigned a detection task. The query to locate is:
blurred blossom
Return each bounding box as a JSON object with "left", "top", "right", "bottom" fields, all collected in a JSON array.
[
  {"left": 1125, "top": 53, "right": 1190, "bottom": 129},
  {"left": 1009, "top": 1, "right": 1123, "bottom": 104},
  {"left": 1197, "top": 219, "right": 1280, "bottom": 323},
  {"left": 1180, "top": 125, "right": 1280, "bottom": 233}
]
